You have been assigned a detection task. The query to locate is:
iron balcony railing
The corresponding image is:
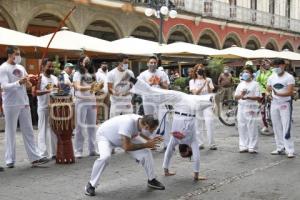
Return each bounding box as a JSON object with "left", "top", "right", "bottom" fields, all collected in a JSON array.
[{"left": 120, "top": 0, "right": 300, "bottom": 33}]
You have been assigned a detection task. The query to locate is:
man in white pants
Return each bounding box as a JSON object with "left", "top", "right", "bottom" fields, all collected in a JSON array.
[
  {"left": 267, "top": 58, "right": 295, "bottom": 158},
  {"left": 107, "top": 55, "right": 134, "bottom": 118},
  {"left": 85, "top": 114, "right": 165, "bottom": 196},
  {"left": 138, "top": 56, "right": 171, "bottom": 147},
  {"left": 0, "top": 46, "right": 49, "bottom": 168},
  {"left": 129, "top": 76, "right": 213, "bottom": 180},
  {"left": 36, "top": 58, "right": 58, "bottom": 158}
]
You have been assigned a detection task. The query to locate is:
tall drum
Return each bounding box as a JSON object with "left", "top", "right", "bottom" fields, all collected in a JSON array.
[{"left": 49, "top": 95, "right": 75, "bottom": 164}]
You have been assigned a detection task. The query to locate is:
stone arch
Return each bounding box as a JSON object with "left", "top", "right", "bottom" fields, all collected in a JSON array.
[
  {"left": 0, "top": 5, "right": 17, "bottom": 29},
  {"left": 21, "top": 4, "right": 76, "bottom": 34},
  {"left": 281, "top": 40, "right": 294, "bottom": 51},
  {"left": 167, "top": 24, "right": 194, "bottom": 44},
  {"left": 222, "top": 32, "right": 242, "bottom": 48},
  {"left": 83, "top": 14, "right": 123, "bottom": 41},
  {"left": 265, "top": 38, "right": 279, "bottom": 51},
  {"left": 197, "top": 28, "right": 221, "bottom": 49},
  {"left": 130, "top": 20, "right": 159, "bottom": 42},
  {"left": 245, "top": 35, "right": 261, "bottom": 50}
]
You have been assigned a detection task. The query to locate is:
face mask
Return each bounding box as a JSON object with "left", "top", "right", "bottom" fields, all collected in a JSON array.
[
  {"left": 46, "top": 69, "right": 54, "bottom": 75},
  {"left": 197, "top": 69, "right": 204, "bottom": 76},
  {"left": 14, "top": 55, "right": 22, "bottom": 64},
  {"left": 224, "top": 69, "right": 229, "bottom": 74},
  {"left": 148, "top": 64, "right": 157, "bottom": 71},
  {"left": 121, "top": 63, "right": 128, "bottom": 71},
  {"left": 273, "top": 67, "right": 283, "bottom": 75},
  {"left": 141, "top": 129, "right": 152, "bottom": 136},
  {"left": 102, "top": 67, "right": 107, "bottom": 72},
  {"left": 242, "top": 72, "right": 251, "bottom": 81}
]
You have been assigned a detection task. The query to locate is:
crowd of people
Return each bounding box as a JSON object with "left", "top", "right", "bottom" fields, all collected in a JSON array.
[{"left": 0, "top": 45, "right": 297, "bottom": 197}]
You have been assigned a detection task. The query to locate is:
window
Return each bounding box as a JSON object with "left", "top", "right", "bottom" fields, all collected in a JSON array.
[
  {"left": 286, "top": 0, "right": 291, "bottom": 18},
  {"left": 251, "top": 0, "right": 257, "bottom": 22},
  {"left": 251, "top": 0, "right": 257, "bottom": 10},
  {"left": 229, "top": 0, "right": 237, "bottom": 18},
  {"left": 269, "top": 0, "right": 275, "bottom": 14}
]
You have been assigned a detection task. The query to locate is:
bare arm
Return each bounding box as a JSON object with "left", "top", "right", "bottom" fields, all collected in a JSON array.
[
  {"left": 121, "top": 135, "right": 161, "bottom": 152},
  {"left": 73, "top": 81, "right": 91, "bottom": 92}
]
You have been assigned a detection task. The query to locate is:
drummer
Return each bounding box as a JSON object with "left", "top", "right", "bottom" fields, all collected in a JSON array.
[{"left": 36, "top": 58, "right": 58, "bottom": 159}]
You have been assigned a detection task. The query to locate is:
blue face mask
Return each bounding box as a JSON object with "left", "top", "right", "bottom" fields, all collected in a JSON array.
[
  {"left": 242, "top": 72, "right": 251, "bottom": 81},
  {"left": 273, "top": 67, "right": 283, "bottom": 75}
]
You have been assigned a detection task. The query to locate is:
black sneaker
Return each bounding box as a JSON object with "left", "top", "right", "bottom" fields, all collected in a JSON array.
[
  {"left": 6, "top": 163, "right": 14, "bottom": 168},
  {"left": 147, "top": 179, "right": 165, "bottom": 190},
  {"left": 85, "top": 182, "right": 96, "bottom": 196},
  {"left": 32, "top": 157, "right": 49, "bottom": 167}
]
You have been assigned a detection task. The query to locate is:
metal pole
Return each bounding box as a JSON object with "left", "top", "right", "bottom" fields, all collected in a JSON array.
[{"left": 159, "top": 13, "right": 164, "bottom": 44}]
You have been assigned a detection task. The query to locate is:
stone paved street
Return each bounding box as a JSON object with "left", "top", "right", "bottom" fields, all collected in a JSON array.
[{"left": 0, "top": 102, "right": 300, "bottom": 200}]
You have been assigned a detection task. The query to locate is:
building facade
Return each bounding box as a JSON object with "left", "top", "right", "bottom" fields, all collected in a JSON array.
[{"left": 0, "top": 0, "right": 300, "bottom": 52}]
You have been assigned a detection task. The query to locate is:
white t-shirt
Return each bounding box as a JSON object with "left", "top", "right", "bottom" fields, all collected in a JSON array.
[
  {"left": 267, "top": 72, "right": 295, "bottom": 103},
  {"left": 98, "top": 114, "right": 140, "bottom": 147},
  {"left": 37, "top": 74, "right": 58, "bottom": 110},
  {"left": 234, "top": 80, "right": 261, "bottom": 106},
  {"left": 107, "top": 68, "right": 134, "bottom": 103},
  {"left": 96, "top": 69, "right": 108, "bottom": 94},
  {"left": 189, "top": 78, "right": 214, "bottom": 95},
  {"left": 0, "top": 62, "right": 29, "bottom": 107},
  {"left": 138, "top": 69, "right": 169, "bottom": 89},
  {"left": 61, "top": 71, "right": 74, "bottom": 96},
  {"left": 72, "top": 71, "right": 96, "bottom": 101}
]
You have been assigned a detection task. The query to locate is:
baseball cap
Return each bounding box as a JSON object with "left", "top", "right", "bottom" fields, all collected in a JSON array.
[{"left": 64, "top": 63, "right": 74, "bottom": 68}]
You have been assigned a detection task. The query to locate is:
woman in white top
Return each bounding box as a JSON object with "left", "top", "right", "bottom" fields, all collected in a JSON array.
[
  {"left": 189, "top": 64, "right": 217, "bottom": 150},
  {"left": 73, "top": 55, "right": 98, "bottom": 158},
  {"left": 235, "top": 66, "right": 261, "bottom": 153}
]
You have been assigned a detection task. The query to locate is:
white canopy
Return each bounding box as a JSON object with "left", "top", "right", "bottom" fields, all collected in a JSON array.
[
  {"left": 211, "top": 45, "right": 255, "bottom": 59},
  {"left": 38, "top": 29, "right": 115, "bottom": 53},
  {"left": 0, "top": 27, "right": 39, "bottom": 47},
  {"left": 278, "top": 49, "right": 300, "bottom": 61},
  {"left": 251, "top": 47, "right": 281, "bottom": 59},
  {"left": 110, "top": 37, "right": 160, "bottom": 56},
  {"left": 157, "top": 42, "right": 219, "bottom": 56}
]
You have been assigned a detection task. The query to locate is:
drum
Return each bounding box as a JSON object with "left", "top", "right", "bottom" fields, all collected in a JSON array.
[{"left": 49, "top": 95, "right": 75, "bottom": 164}]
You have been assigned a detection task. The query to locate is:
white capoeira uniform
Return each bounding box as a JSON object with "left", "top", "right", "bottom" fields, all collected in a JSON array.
[
  {"left": 138, "top": 69, "right": 171, "bottom": 146},
  {"left": 267, "top": 72, "right": 295, "bottom": 154},
  {"left": 107, "top": 68, "right": 134, "bottom": 118},
  {"left": 73, "top": 71, "right": 97, "bottom": 157},
  {"left": 189, "top": 78, "right": 216, "bottom": 148},
  {"left": 89, "top": 114, "right": 156, "bottom": 187},
  {"left": 0, "top": 62, "right": 42, "bottom": 164},
  {"left": 131, "top": 78, "right": 214, "bottom": 173},
  {"left": 235, "top": 80, "right": 261, "bottom": 151},
  {"left": 37, "top": 74, "right": 58, "bottom": 158}
]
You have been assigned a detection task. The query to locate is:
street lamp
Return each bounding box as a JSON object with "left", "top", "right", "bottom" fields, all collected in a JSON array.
[{"left": 144, "top": 0, "right": 177, "bottom": 44}]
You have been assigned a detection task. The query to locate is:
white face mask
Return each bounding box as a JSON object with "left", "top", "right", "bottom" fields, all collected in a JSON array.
[
  {"left": 121, "top": 63, "right": 128, "bottom": 71},
  {"left": 14, "top": 55, "right": 22, "bottom": 64},
  {"left": 141, "top": 129, "right": 153, "bottom": 136}
]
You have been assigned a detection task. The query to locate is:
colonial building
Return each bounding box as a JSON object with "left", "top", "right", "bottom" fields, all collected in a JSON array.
[{"left": 0, "top": 0, "right": 300, "bottom": 53}]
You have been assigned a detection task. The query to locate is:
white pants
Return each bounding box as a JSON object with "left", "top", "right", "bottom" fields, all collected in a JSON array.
[
  {"left": 37, "top": 109, "right": 57, "bottom": 158},
  {"left": 237, "top": 104, "right": 259, "bottom": 151},
  {"left": 271, "top": 101, "right": 294, "bottom": 154},
  {"left": 3, "top": 105, "right": 41, "bottom": 164},
  {"left": 89, "top": 135, "right": 156, "bottom": 187},
  {"left": 74, "top": 100, "right": 97, "bottom": 155},
  {"left": 196, "top": 106, "right": 215, "bottom": 147},
  {"left": 109, "top": 101, "right": 133, "bottom": 118},
  {"left": 163, "top": 114, "right": 200, "bottom": 172}
]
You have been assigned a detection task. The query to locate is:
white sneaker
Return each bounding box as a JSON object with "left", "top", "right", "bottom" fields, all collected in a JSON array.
[
  {"left": 287, "top": 153, "right": 295, "bottom": 158},
  {"left": 248, "top": 149, "right": 258, "bottom": 154},
  {"left": 270, "top": 149, "right": 285, "bottom": 155},
  {"left": 75, "top": 152, "right": 83, "bottom": 159},
  {"left": 261, "top": 127, "right": 269, "bottom": 132}
]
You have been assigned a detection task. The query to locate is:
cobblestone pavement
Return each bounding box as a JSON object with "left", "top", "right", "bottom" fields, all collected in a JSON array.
[{"left": 0, "top": 102, "right": 300, "bottom": 200}]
